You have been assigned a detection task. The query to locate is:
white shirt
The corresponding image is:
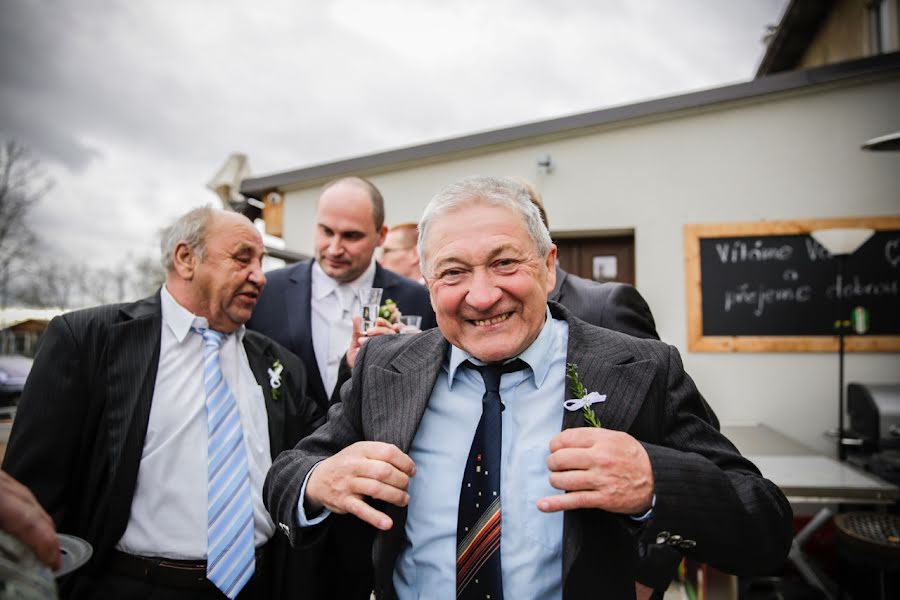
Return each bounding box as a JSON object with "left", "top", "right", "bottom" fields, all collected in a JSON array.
[
  {"left": 310, "top": 259, "right": 376, "bottom": 397},
  {"left": 116, "top": 286, "right": 275, "bottom": 559}
]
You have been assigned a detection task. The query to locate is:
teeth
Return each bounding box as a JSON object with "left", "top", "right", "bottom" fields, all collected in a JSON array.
[{"left": 474, "top": 313, "right": 510, "bottom": 327}]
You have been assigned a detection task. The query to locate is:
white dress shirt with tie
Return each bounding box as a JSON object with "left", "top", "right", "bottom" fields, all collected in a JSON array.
[
  {"left": 116, "top": 285, "right": 275, "bottom": 559},
  {"left": 310, "top": 259, "right": 376, "bottom": 398}
]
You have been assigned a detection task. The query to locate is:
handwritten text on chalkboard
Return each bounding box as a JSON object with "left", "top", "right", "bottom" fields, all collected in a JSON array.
[{"left": 700, "top": 231, "right": 899, "bottom": 336}]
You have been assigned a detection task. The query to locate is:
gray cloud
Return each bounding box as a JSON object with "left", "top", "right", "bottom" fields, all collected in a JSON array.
[{"left": 2, "top": 0, "right": 786, "bottom": 278}]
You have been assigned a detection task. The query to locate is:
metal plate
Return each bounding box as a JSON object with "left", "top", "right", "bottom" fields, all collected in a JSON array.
[{"left": 55, "top": 533, "right": 92, "bottom": 577}]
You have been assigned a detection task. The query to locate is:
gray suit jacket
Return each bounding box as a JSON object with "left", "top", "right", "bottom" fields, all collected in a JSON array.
[{"left": 265, "top": 302, "right": 792, "bottom": 600}]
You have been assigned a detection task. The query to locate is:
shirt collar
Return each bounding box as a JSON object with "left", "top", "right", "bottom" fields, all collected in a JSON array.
[
  {"left": 160, "top": 285, "right": 245, "bottom": 343},
  {"left": 311, "top": 257, "right": 378, "bottom": 300},
  {"left": 446, "top": 306, "right": 557, "bottom": 389}
]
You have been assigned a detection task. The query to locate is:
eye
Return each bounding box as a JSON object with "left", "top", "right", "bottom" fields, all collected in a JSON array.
[
  {"left": 493, "top": 258, "right": 519, "bottom": 272},
  {"left": 438, "top": 268, "right": 467, "bottom": 283}
]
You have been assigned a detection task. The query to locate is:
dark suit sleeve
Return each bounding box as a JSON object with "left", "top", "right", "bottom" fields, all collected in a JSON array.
[
  {"left": 2, "top": 315, "right": 87, "bottom": 527},
  {"left": 639, "top": 345, "right": 793, "bottom": 576}
]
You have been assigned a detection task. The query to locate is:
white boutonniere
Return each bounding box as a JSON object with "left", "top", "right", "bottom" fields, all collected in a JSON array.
[
  {"left": 268, "top": 360, "right": 283, "bottom": 400},
  {"left": 565, "top": 363, "right": 605, "bottom": 428}
]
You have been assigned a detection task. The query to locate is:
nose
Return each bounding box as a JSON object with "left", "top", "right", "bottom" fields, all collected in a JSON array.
[
  {"left": 327, "top": 235, "right": 344, "bottom": 256},
  {"left": 465, "top": 268, "right": 502, "bottom": 312},
  {"left": 249, "top": 260, "right": 267, "bottom": 288}
]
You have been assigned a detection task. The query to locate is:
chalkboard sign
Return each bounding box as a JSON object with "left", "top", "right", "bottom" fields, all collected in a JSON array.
[{"left": 685, "top": 216, "right": 900, "bottom": 352}]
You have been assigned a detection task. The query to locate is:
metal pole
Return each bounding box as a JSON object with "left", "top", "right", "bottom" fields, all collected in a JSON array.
[{"left": 837, "top": 256, "right": 846, "bottom": 461}]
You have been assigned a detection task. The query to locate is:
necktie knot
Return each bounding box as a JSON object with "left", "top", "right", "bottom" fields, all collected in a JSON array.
[
  {"left": 193, "top": 326, "right": 226, "bottom": 350},
  {"left": 462, "top": 358, "right": 529, "bottom": 395}
]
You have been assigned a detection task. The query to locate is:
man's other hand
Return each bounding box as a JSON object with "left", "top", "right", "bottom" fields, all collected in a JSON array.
[
  {"left": 346, "top": 315, "right": 400, "bottom": 368},
  {"left": 537, "top": 428, "right": 654, "bottom": 515},
  {"left": 305, "top": 441, "right": 416, "bottom": 531},
  {"left": 0, "top": 469, "right": 61, "bottom": 569}
]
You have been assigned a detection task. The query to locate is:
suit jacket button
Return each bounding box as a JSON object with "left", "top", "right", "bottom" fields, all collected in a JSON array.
[
  {"left": 680, "top": 539, "right": 696, "bottom": 549},
  {"left": 279, "top": 523, "right": 291, "bottom": 537},
  {"left": 655, "top": 531, "right": 670, "bottom": 544},
  {"left": 667, "top": 534, "right": 682, "bottom": 546}
]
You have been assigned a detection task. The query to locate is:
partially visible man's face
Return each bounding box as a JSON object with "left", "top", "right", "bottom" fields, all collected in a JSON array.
[
  {"left": 192, "top": 212, "right": 267, "bottom": 332},
  {"left": 380, "top": 229, "right": 421, "bottom": 281},
  {"left": 314, "top": 182, "right": 387, "bottom": 283},
  {"left": 424, "top": 202, "right": 556, "bottom": 364}
]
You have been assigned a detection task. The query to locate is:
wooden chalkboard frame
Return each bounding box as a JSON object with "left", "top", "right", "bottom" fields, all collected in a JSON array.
[{"left": 685, "top": 216, "right": 900, "bottom": 353}]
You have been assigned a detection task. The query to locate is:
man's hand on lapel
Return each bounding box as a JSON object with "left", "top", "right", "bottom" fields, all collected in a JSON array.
[
  {"left": 537, "top": 427, "right": 654, "bottom": 515},
  {"left": 305, "top": 441, "right": 416, "bottom": 531}
]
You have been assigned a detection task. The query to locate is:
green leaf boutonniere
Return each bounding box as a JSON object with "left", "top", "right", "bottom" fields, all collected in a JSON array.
[
  {"left": 268, "top": 359, "right": 284, "bottom": 400},
  {"left": 379, "top": 298, "right": 400, "bottom": 323},
  {"left": 565, "top": 362, "right": 605, "bottom": 428}
]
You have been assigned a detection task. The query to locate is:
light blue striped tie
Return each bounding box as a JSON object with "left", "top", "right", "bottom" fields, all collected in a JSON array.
[{"left": 197, "top": 327, "right": 255, "bottom": 599}]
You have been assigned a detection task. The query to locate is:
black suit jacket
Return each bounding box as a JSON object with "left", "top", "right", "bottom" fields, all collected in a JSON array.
[
  {"left": 2, "top": 292, "right": 324, "bottom": 599},
  {"left": 247, "top": 259, "right": 436, "bottom": 412},
  {"left": 550, "top": 266, "right": 658, "bottom": 339},
  {"left": 266, "top": 303, "right": 793, "bottom": 600}
]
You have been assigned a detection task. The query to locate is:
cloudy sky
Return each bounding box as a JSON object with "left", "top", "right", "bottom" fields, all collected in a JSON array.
[{"left": 1, "top": 0, "right": 786, "bottom": 270}]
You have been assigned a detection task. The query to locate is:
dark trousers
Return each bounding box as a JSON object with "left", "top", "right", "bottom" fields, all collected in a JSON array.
[
  {"left": 87, "top": 571, "right": 264, "bottom": 600},
  {"left": 79, "top": 547, "right": 270, "bottom": 600}
]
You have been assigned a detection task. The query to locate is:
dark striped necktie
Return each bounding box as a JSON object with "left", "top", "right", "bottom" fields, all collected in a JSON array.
[{"left": 456, "top": 358, "right": 528, "bottom": 600}]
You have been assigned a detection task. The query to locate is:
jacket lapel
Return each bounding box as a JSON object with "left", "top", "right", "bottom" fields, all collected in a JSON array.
[
  {"left": 105, "top": 295, "right": 162, "bottom": 516},
  {"left": 243, "top": 334, "right": 286, "bottom": 456},
  {"left": 287, "top": 261, "right": 326, "bottom": 402},
  {"left": 555, "top": 302, "right": 657, "bottom": 590},
  {"left": 362, "top": 329, "right": 447, "bottom": 453}
]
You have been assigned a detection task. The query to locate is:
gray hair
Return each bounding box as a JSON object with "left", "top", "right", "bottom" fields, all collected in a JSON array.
[
  {"left": 417, "top": 176, "right": 552, "bottom": 277},
  {"left": 159, "top": 206, "right": 217, "bottom": 271}
]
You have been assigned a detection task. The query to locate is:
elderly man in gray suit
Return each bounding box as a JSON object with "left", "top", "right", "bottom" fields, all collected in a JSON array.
[{"left": 266, "top": 176, "right": 792, "bottom": 600}]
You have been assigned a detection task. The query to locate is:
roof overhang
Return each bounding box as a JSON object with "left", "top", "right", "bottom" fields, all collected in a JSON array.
[{"left": 241, "top": 50, "right": 900, "bottom": 197}]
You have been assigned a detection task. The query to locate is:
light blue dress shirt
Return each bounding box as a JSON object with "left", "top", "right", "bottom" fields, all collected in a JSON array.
[{"left": 394, "top": 308, "right": 568, "bottom": 599}]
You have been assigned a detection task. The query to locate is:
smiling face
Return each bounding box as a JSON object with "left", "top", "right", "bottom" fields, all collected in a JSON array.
[
  {"left": 424, "top": 202, "right": 556, "bottom": 363},
  {"left": 187, "top": 211, "right": 267, "bottom": 332},
  {"left": 314, "top": 181, "right": 387, "bottom": 283}
]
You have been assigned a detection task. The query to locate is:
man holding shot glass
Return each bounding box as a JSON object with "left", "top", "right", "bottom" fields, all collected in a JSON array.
[
  {"left": 247, "top": 176, "right": 435, "bottom": 599},
  {"left": 248, "top": 176, "right": 436, "bottom": 413}
]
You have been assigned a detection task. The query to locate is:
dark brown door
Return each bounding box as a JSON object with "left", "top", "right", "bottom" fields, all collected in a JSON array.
[{"left": 554, "top": 235, "right": 635, "bottom": 285}]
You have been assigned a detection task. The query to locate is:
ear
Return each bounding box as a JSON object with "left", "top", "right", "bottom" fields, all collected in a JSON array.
[
  {"left": 172, "top": 241, "right": 197, "bottom": 280},
  {"left": 544, "top": 244, "right": 557, "bottom": 294},
  {"left": 375, "top": 225, "right": 388, "bottom": 246}
]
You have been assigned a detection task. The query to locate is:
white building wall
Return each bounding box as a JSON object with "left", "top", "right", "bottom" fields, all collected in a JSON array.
[{"left": 280, "top": 74, "right": 900, "bottom": 454}]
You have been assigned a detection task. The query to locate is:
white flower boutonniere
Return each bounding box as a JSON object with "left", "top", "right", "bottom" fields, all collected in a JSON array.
[
  {"left": 268, "top": 360, "right": 284, "bottom": 400},
  {"left": 565, "top": 363, "right": 605, "bottom": 428}
]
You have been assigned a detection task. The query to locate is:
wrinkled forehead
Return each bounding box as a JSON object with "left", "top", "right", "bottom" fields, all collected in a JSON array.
[
  {"left": 208, "top": 213, "right": 264, "bottom": 252},
  {"left": 423, "top": 203, "right": 534, "bottom": 265}
]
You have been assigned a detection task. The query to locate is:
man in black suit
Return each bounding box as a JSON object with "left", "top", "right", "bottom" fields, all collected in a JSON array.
[
  {"left": 247, "top": 176, "right": 434, "bottom": 599},
  {"left": 266, "top": 176, "right": 792, "bottom": 600},
  {"left": 2, "top": 207, "right": 323, "bottom": 600},
  {"left": 247, "top": 176, "right": 435, "bottom": 413}
]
